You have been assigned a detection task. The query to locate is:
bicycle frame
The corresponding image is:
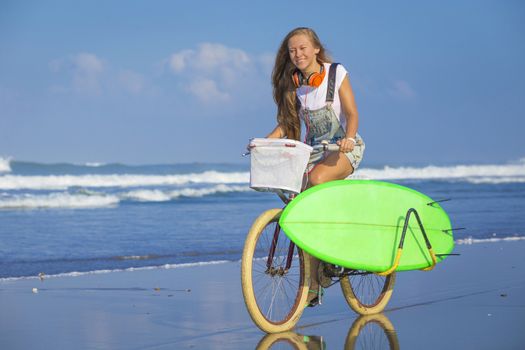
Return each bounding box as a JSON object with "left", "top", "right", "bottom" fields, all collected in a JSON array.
[
  {"left": 265, "top": 222, "right": 297, "bottom": 272},
  {"left": 265, "top": 189, "right": 296, "bottom": 272}
]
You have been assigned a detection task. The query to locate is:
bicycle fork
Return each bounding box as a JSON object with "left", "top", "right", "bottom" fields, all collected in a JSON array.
[{"left": 266, "top": 224, "right": 295, "bottom": 276}]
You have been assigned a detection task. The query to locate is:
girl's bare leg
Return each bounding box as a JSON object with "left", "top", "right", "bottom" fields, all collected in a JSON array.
[
  {"left": 306, "top": 152, "right": 354, "bottom": 303},
  {"left": 308, "top": 151, "right": 354, "bottom": 187}
]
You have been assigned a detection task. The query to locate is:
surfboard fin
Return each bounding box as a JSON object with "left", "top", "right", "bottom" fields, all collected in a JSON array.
[
  {"left": 435, "top": 253, "right": 460, "bottom": 257},
  {"left": 427, "top": 198, "right": 451, "bottom": 206},
  {"left": 442, "top": 227, "right": 465, "bottom": 233}
]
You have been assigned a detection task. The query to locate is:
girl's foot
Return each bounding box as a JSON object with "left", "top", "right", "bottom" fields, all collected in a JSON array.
[
  {"left": 306, "top": 286, "right": 324, "bottom": 308},
  {"left": 317, "top": 261, "right": 333, "bottom": 288}
]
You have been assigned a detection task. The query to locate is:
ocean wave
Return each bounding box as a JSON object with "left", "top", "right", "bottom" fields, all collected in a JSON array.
[
  {"left": 355, "top": 162, "right": 525, "bottom": 184},
  {"left": 84, "top": 162, "right": 106, "bottom": 167},
  {"left": 122, "top": 189, "right": 172, "bottom": 202},
  {"left": 0, "top": 260, "right": 231, "bottom": 282},
  {"left": 2, "top": 161, "right": 524, "bottom": 191},
  {"left": 0, "top": 184, "right": 251, "bottom": 209},
  {"left": 122, "top": 184, "right": 251, "bottom": 202},
  {"left": 455, "top": 236, "right": 525, "bottom": 245},
  {"left": 0, "top": 156, "right": 11, "bottom": 173},
  {"left": 0, "top": 171, "right": 249, "bottom": 190},
  {"left": 0, "top": 192, "right": 120, "bottom": 209},
  {"left": 462, "top": 177, "right": 525, "bottom": 184}
]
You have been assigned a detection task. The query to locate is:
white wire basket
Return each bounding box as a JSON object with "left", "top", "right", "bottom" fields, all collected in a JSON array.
[{"left": 249, "top": 138, "right": 313, "bottom": 194}]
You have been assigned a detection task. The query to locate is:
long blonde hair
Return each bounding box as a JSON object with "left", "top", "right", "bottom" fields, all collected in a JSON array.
[{"left": 272, "top": 27, "right": 331, "bottom": 140}]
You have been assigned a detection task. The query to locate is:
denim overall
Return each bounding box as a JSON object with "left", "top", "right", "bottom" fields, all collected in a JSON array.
[{"left": 300, "top": 63, "right": 365, "bottom": 172}]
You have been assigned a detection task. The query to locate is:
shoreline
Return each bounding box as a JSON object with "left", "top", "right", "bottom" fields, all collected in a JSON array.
[
  {"left": 2, "top": 234, "right": 525, "bottom": 283},
  {"left": 1, "top": 240, "right": 524, "bottom": 349}
]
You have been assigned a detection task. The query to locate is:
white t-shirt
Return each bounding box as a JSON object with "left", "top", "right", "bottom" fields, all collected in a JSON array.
[{"left": 296, "top": 62, "right": 349, "bottom": 130}]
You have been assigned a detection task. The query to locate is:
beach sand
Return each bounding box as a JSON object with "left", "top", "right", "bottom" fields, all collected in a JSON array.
[{"left": 1, "top": 240, "right": 524, "bottom": 349}]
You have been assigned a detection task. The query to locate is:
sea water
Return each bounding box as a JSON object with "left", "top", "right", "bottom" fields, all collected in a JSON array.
[{"left": 1, "top": 157, "right": 524, "bottom": 280}]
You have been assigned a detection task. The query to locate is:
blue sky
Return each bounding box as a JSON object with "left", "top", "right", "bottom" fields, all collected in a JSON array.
[{"left": 1, "top": 0, "right": 524, "bottom": 165}]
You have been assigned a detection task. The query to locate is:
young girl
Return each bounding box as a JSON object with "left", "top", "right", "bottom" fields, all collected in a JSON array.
[{"left": 266, "top": 27, "right": 365, "bottom": 307}]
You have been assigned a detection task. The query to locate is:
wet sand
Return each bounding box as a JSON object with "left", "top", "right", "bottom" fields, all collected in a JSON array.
[{"left": 1, "top": 240, "right": 524, "bottom": 349}]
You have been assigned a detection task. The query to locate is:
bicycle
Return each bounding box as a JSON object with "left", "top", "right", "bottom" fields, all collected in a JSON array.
[{"left": 241, "top": 138, "right": 396, "bottom": 333}]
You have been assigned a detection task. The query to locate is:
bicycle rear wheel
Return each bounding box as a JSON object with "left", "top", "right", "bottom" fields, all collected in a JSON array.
[
  {"left": 241, "top": 208, "right": 310, "bottom": 333},
  {"left": 345, "top": 313, "right": 400, "bottom": 350},
  {"left": 340, "top": 271, "right": 396, "bottom": 315}
]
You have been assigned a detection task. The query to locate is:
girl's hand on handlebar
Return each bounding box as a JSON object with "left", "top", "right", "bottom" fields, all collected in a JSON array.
[{"left": 337, "top": 137, "right": 356, "bottom": 153}]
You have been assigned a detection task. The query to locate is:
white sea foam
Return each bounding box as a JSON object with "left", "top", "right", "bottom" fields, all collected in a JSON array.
[
  {"left": 0, "top": 171, "right": 249, "bottom": 190},
  {"left": 122, "top": 189, "right": 172, "bottom": 202},
  {"left": 462, "top": 177, "right": 525, "bottom": 184},
  {"left": 84, "top": 162, "right": 106, "bottom": 167},
  {"left": 455, "top": 236, "right": 525, "bottom": 245},
  {"left": 354, "top": 162, "right": 525, "bottom": 184},
  {"left": 166, "top": 184, "right": 251, "bottom": 198},
  {"left": 122, "top": 184, "right": 251, "bottom": 202},
  {"left": 0, "top": 156, "right": 12, "bottom": 173},
  {"left": 0, "top": 185, "right": 251, "bottom": 209},
  {"left": 1, "top": 161, "right": 524, "bottom": 191},
  {"left": 0, "top": 259, "right": 231, "bottom": 282},
  {"left": 0, "top": 192, "right": 120, "bottom": 209}
]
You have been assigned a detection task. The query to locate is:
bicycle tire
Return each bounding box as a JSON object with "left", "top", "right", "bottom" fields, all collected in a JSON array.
[
  {"left": 340, "top": 271, "right": 396, "bottom": 315},
  {"left": 241, "top": 208, "right": 310, "bottom": 333}
]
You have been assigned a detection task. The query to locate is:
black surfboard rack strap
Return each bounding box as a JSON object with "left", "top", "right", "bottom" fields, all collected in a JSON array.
[{"left": 376, "top": 208, "right": 440, "bottom": 276}]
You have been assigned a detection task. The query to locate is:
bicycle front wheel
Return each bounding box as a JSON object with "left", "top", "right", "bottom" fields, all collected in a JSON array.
[
  {"left": 241, "top": 208, "right": 310, "bottom": 333},
  {"left": 340, "top": 271, "right": 396, "bottom": 315}
]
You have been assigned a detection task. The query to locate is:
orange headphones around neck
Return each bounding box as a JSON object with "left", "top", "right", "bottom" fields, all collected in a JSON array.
[{"left": 292, "top": 64, "right": 325, "bottom": 88}]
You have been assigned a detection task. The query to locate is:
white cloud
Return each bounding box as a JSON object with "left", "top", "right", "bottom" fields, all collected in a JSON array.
[
  {"left": 71, "top": 53, "right": 104, "bottom": 94},
  {"left": 196, "top": 43, "right": 250, "bottom": 71},
  {"left": 187, "top": 78, "right": 230, "bottom": 102},
  {"left": 169, "top": 49, "right": 194, "bottom": 73},
  {"left": 167, "top": 43, "right": 271, "bottom": 103},
  {"left": 73, "top": 53, "right": 104, "bottom": 74},
  {"left": 169, "top": 43, "right": 251, "bottom": 74},
  {"left": 49, "top": 53, "right": 105, "bottom": 95},
  {"left": 46, "top": 45, "right": 272, "bottom": 105},
  {"left": 50, "top": 53, "right": 150, "bottom": 96}
]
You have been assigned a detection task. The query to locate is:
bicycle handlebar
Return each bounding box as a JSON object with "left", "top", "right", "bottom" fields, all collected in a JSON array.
[
  {"left": 243, "top": 140, "right": 340, "bottom": 156},
  {"left": 312, "top": 143, "right": 340, "bottom": 152}
]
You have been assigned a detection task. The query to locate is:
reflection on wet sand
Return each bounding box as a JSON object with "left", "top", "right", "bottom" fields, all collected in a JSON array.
[
  {"left": 255, "top": 313, "right": 399, "bottom": 350},
  {"left": 345, "top": 314, "right": 399, "bottom": 350},
  {"left": 255, "top": 331, "right": 323, "bottom": 350}
]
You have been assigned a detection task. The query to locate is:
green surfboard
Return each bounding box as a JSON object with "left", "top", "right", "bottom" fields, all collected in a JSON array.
[{"left": 279, "top": 180, "right": 454, "bottom": 272}]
